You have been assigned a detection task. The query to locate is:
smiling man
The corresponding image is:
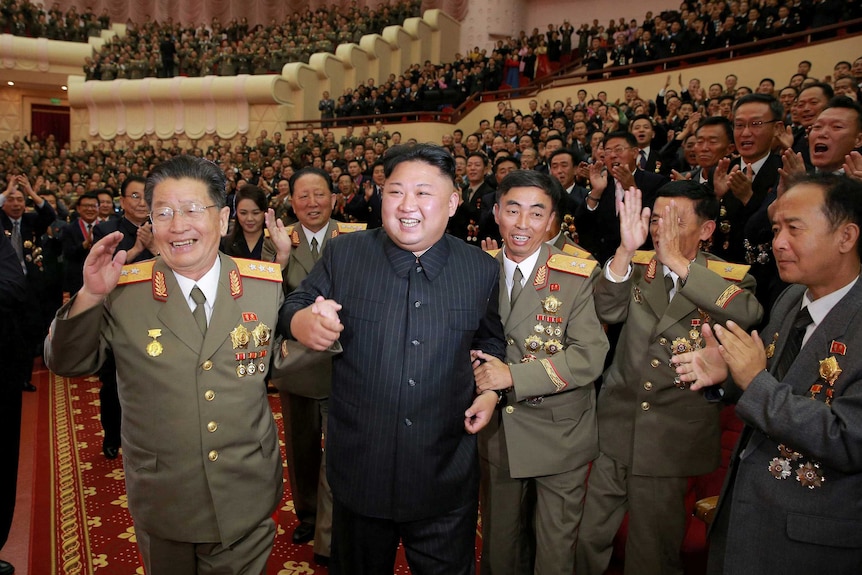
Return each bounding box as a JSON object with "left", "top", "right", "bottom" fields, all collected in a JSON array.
[
  {"left": 45, "top": 156, "right": 289, "bottom": 574},
  {"left": 278, "top": 144, "right": 505, "bottom": 575},
  {"left": 808, "top": 97, "right": 862, "bottom": 174},
  {"left": 475, "top": 170, "right": 608, "bottom": 575}
]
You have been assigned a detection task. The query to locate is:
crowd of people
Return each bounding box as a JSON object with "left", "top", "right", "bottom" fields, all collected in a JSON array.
[
  {"left": 2, "top": 3, "right": 862, "bottom": 570},
  {"left": 81, "top": 0, "right": 421, "bottom": 80},
  {"left": 0, "top": 0, "right": 110, "bottom": 42}
]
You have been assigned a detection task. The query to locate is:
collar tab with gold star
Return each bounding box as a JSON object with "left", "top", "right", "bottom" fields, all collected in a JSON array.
[{"left": 706, "top": 259, "right": 750, "bottom": 282}]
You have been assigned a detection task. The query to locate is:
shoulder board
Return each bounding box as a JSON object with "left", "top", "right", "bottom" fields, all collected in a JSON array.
[
  {"left": 547, "top": 254, "right": 598, "bottom": 278},
  {"left": 335, "top": 222, "right": 367, "bottom": 234},
  {"left": 706, "top": 259, "right": 750, "bottom": 282},
  {"left": 484, "top": 248, "right": 501, "bottom": 258},
  {"left": 117, "top": 260, "right": 154, "bottom": 285},
  {"left": 631, "top": 251, "right": 656, "bottom": 265},
  {"left": 231, "top": 258, "right": 283, "bottom": 282},
  {"left": 264, "top": 228, "right": 271, "bottom": 238},
  {"left": 562, "top": 243, "right": 593, "bottom": 260},
  {"left": 285, "top": 225, "right": 295, "bottom": 235}
]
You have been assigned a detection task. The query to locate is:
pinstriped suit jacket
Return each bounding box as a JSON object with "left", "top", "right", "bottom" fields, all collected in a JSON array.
[{"left": 278, "top": 229, "right": 505, "bottom": 521}]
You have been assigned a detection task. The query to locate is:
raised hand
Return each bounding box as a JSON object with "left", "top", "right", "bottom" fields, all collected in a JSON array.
[{"left": 265, "top": 208, "right": 292, "bottom": 267}]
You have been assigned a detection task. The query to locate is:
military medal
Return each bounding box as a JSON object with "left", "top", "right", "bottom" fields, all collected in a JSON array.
[
  {"left": 525, "top": 335, "right": 543, "bottom": 352},
  {"left": 146, "top": 329, "right": 163, "bottom": 357},
  {"left": 23, "top": 240, "right": 32, "bottom": 249},
  {"left": 633, "top": 286, "right": 643, "bottom": 304},
  {"left": 545, "top": 325, "right": 554, "bottom": 336},
  {"left": 671, "top": 337, "right": 692, "bottom": 354},
  {"left": 796, "top": 462, "right": 825, "bottom": 489},
  {"left": 251, "top": 322, "right": 271, "bottom": 347},
  {"left": 778, "top": 444, "right": 802, "bottom": 461},
  {"left": 534, "top": 323, "right": 545, "bottom": 334},
  {"left": 541, "top": 295, "right": 562, "bottom": 314},
  {"left": 769, "top": 457, "right": 792, "bottom": 479},
  {"left": 810, "top": 356, "right": 842, "bottom": 405},
  {"left": 230, "top": 324, "right": 251, "bottom": 349},
  {"left": 544, "top": 339, "right": 563, "bottom": 355},
  {"left": 554, "top": 327, "right": 562, "bottom": 337},
  {"left": 257, "top": 350, "right": 268, "bottom": 373},
  {"left": 765, "top": 333, "right": 779, "bottom": 359},
  {"left": 236, "top": 363, "right": 246, "bottom": 377},
  {"left": 521, "top": 354, "right": 537, "bottom": 363}
]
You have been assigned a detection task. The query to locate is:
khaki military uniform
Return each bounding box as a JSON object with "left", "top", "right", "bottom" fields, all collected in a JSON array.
[
  {"left": 45, "top": 255, "right": 284, "bottom": 570},
  {"left": 479, "top": 246, "right": 609, "bottom": 575}
]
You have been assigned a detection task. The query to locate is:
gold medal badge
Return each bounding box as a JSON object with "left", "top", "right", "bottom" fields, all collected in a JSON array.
[
  {"left": 251, "top": 322, "right": 271, "bottom": 347},
  {"left": 146, "top": 329, "right": 163, "bottom": 357},
  {"left": 671, "top": 337, "right": 692, "bottom": 355},
  {"left": 541, "top": 295, "right": 562, "bottom": 314},
  {"left": 525, "top": 335, "right": 543, "bottom": 352},
  {"left": 534, "top": 323, "right": 545, "bottom": 334},
  {"left": 544, "top": 339, "right": 563, "bottom": 355},
  {"left": 230, "top": 324, "right": 251, "bottom": 349},
  {"left": 765, "top": 332, "right": 779, "bottom": 359}
]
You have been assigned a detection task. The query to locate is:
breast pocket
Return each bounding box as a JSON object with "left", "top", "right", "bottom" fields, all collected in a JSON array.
[{"left": 341, "top": 296, "right": 383, "bottom": 323}]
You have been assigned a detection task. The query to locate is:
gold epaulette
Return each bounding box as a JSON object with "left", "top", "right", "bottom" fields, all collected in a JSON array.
[
  {"left": 547, "top": 254, "right": 598, "bottom": 278},
  {"left": 632, "top": 250, "right": 656, "bottom": 265},
  {"left": 117, "top": 260, "right": 155, "bottom": 285},
  {"left": 707, "top": 260, "right": 750, "bottom": 282},
  {"left": 484, "top": 248, "right": 501, "bottom": 258},
  {"left": 335, "top": 222, "right": 367, "bottom": 234},
  {"left": 232, "top": 258, "right": 283, "bottom": 282},
  {"left": 562, "top": 243, "right": 593, "bottom": 260}
]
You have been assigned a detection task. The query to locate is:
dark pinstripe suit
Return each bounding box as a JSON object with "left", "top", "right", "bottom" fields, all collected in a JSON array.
[{"left": 278, "top": 228, "right": 505, "bottom": 572}]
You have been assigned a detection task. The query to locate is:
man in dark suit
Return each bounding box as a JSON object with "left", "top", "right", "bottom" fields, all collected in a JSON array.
[
  {"left": 1, "top": 174, "right": 56, "bottom": 392},
  {"left": 278, "top": 144, "right": 506, "bottom": 575},
  {"left": 91, "top": 176, "right": 154, "bottom": 459},
  {"left": 629, "top": 115, "right": 663, "bottom": 174},
  {"left": 576, "top": 131, "right": 669, "bottom": 265},
  {"left": 45, "top": 156, "right": 289, "bottom": 574},
  {"left": 450, "top": 151, "right": 494, "bottom": 243},
  {"left": 0, "top": 231, "right": 27, "bottom": 575},
  {"left": 674, "top": 174, "right": 862, "bottom": 574},
  {"left": 712, "top": 94, "right": 783, "bottom": 265},
  {"left": 61, "top": 192, "right": 100, "bottom": 295},
  {"left": 475, "top": 170, "right": 608, "bottom": 574},
  {"left": 576, "top": 182, "right": 762, "bottom": 575}
]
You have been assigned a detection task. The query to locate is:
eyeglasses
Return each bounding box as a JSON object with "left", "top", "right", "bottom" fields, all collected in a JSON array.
[
  {"left": 733, "top": 120, "right": 778, "bottom": 131},
  {"left": 124, "top": 192, "right": 145, "bottom": 201},
  {"left": 605, "top": 145, "right": 632, "bottom": 155},
  {"left": 150, "top": 203, "right": 216, "bottom": 224}
]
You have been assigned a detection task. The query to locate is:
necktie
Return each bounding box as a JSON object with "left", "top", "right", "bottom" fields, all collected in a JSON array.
[
  {"left": 191, "top": 286, "right": 208, "bottom": 334},
  {"left": 511, "top": 267, "right": 524, "bottom": 305},
  {"left": 664, "top": 274, "right": 676, "bottom": 303},
  {"left": 11, "top": 220, "right": 24, "bottom": 268},
  {"left": 311, "top": 237, "right": 320, "bottom": 262},
  {"left": 772, "top": 306, "right": 812, "bottom": 381},
  {"left": 639, "top": 150, "right": 647, "bottom": 170},
  {"left": 86, "top": 223, "right": 92, "bottom": 241},
  {"left": 614, "top": 180, "right": 625, "bottom": 215}
]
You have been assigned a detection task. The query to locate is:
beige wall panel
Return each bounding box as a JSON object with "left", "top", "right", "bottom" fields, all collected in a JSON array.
[
  {"left": 381, "top": 25, "right": 414, "bottom": 77},
  {"left": 334, "top": 44, "right": 371, "bottom": 97},
  {"left": 403, "top": 17, "right": 433, "bottom": 65}
]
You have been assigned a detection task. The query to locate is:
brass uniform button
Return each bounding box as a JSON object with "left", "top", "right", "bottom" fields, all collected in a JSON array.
[
  {"left": 505, "top": 405, "right": 515, "bottom": 414},
  {"left": 204, "top": 390, "right": 215, "bottom": 401},
  {"left": 641, "top": 402, "right": 650, "bottom": 411},
  {"left": 208, "top": 450, "right": 219, "bottom": 461},
  {"left": 643, "top": 381, "right": 653, "bottom": 391},
  {"left": 202, "top": 360, "right": 213, "bottom": 371},
  {"left": 207, "top": 421, "right": 218, "bottom": 433},
  {"left": 650, "top": 359, "right": 660, "bottom": 368},
  {"left": 659, "top": 337, "right": 668, "bottom": 346}
]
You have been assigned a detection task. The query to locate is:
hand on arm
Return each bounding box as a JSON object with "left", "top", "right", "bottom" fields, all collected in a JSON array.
[
  {"left": 471, "top": 349, "right": 513, "bottom": 392},
  {"left": 289, "top": 295, "right": 343, "bottom": 351}
]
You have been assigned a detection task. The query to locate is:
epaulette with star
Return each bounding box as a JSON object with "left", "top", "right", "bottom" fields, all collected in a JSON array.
[
  {"left": 232, "top": 257, "right": 283, "bottom": 282},
  {"left": 334, "top": 222, "right": 366, "bottom": 236},
  {"left": 117, "top": 260, "right": 155, "bottom": 285},
  {"left": 547, "top": 254, "right": 598, "bottom": 278},
  {"left": 562, "top": 243, "right": 593, "bottom": 260},
  {"left": 706, "top": 259, "right": 750, "bottom": 282},
  {"left": 631, "top": 250, "right": 656, "bottom": 265}
]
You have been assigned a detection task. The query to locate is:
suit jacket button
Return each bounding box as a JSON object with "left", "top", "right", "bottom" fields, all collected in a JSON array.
[
  {"left": 207, "top": 421, "right": 218, "bottom": 432},
  {"left": 643, "top": 381, "right": 653, "bottom": 391},
  {"left": 641, "top": 401, "right": 651, "bottom": 411},
  {"left": 208, "top": 450, "right": 219, "bottom": 461},
  {"left": 505, "top": 405, "right": 515, "bottom": 414},
  {"left": 650, "top": 359, "right": 660, "bottom": 368},
  {"left": 204, "top": 390, "right": 215, "bottom": 401},
  {"left": 202, "top": 360, "right": 214, "bottom": 371}
]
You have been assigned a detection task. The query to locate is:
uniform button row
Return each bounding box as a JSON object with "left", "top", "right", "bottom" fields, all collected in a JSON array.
[
  {"left": 208, "top": 450, "right": 219, "bottom": 461},
  {"left": 207, "top": 421, "right": 218, "bottom": 433},
  {"left": 204, "top": 390, "right": 215, "bottom": 401},
  {"left": 202, "top": 360, "right": 213, "bottom": 371}
]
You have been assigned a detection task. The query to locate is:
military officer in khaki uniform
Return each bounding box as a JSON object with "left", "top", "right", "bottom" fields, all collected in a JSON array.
[
  {"left": 270, "top": 167, "right": 364, "bottom": 563},
  {"left": 44, "top": 156, "right": 290, "bottom": 574},
  {"left": 473, "top": 170, "right": 609, "bottom": 575},
  {"left": 576, "top": 181, "right": 763, "bottom": 575}
]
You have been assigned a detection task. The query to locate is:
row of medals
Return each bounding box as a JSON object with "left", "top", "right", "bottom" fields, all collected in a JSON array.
[
  {"left": 232, "top": 322, "right": 272, "bottom": 377},
  {"left": 523, "top": 295, "right": 564, "bottom": 362},
  {"left": 663, "top": 309, "right": 711, "bottom": 389}
]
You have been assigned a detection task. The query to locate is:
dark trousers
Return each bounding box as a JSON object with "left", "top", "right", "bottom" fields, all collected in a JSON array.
[
  {"left": 98, "top": 352, "right": 122, "bottom": 448},
  {"left": 0, "top": 381, "right": 22, "bottom": 550},
  {"left": 330, "top": 498, "right": 477, "bottom": 575}
]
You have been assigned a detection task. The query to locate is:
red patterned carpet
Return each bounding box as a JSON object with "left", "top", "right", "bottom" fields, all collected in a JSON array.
[{"left": 29, "top": 371, "right": 473, "bottom": 574}]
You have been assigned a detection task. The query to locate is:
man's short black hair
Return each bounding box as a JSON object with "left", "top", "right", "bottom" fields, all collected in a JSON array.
[
  {"left": 145, "top": 155, "right": 227, "bottom": 209},
  {"left": 733, "top": 93, "right": 785, "bottom": 123},
  {"left": 496, "top": 169, "right": 560, "bottom": 214},
  {"left": 121, "top": 175, "right": 147, "bottom": 197},
  {"left": 656, "top": 180, "right": 719, "bottom": 222},
  {"left": 697, "top": 116, "right": 734, "bottom": 144},
  {"left": 289, "top": 166, "right": 334, "bottom": 194},
  {"left": 790, "top": 173, "right": 862, "bottom": 257},
  {"left": 383, "top": 143, "right": 456, "bottom": 182},
  {"left": 822, "top": 96, "right": 862, "bottom": 132},
  {"left": 605, "top": 131, "right": 638, "bottom": 148}
]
